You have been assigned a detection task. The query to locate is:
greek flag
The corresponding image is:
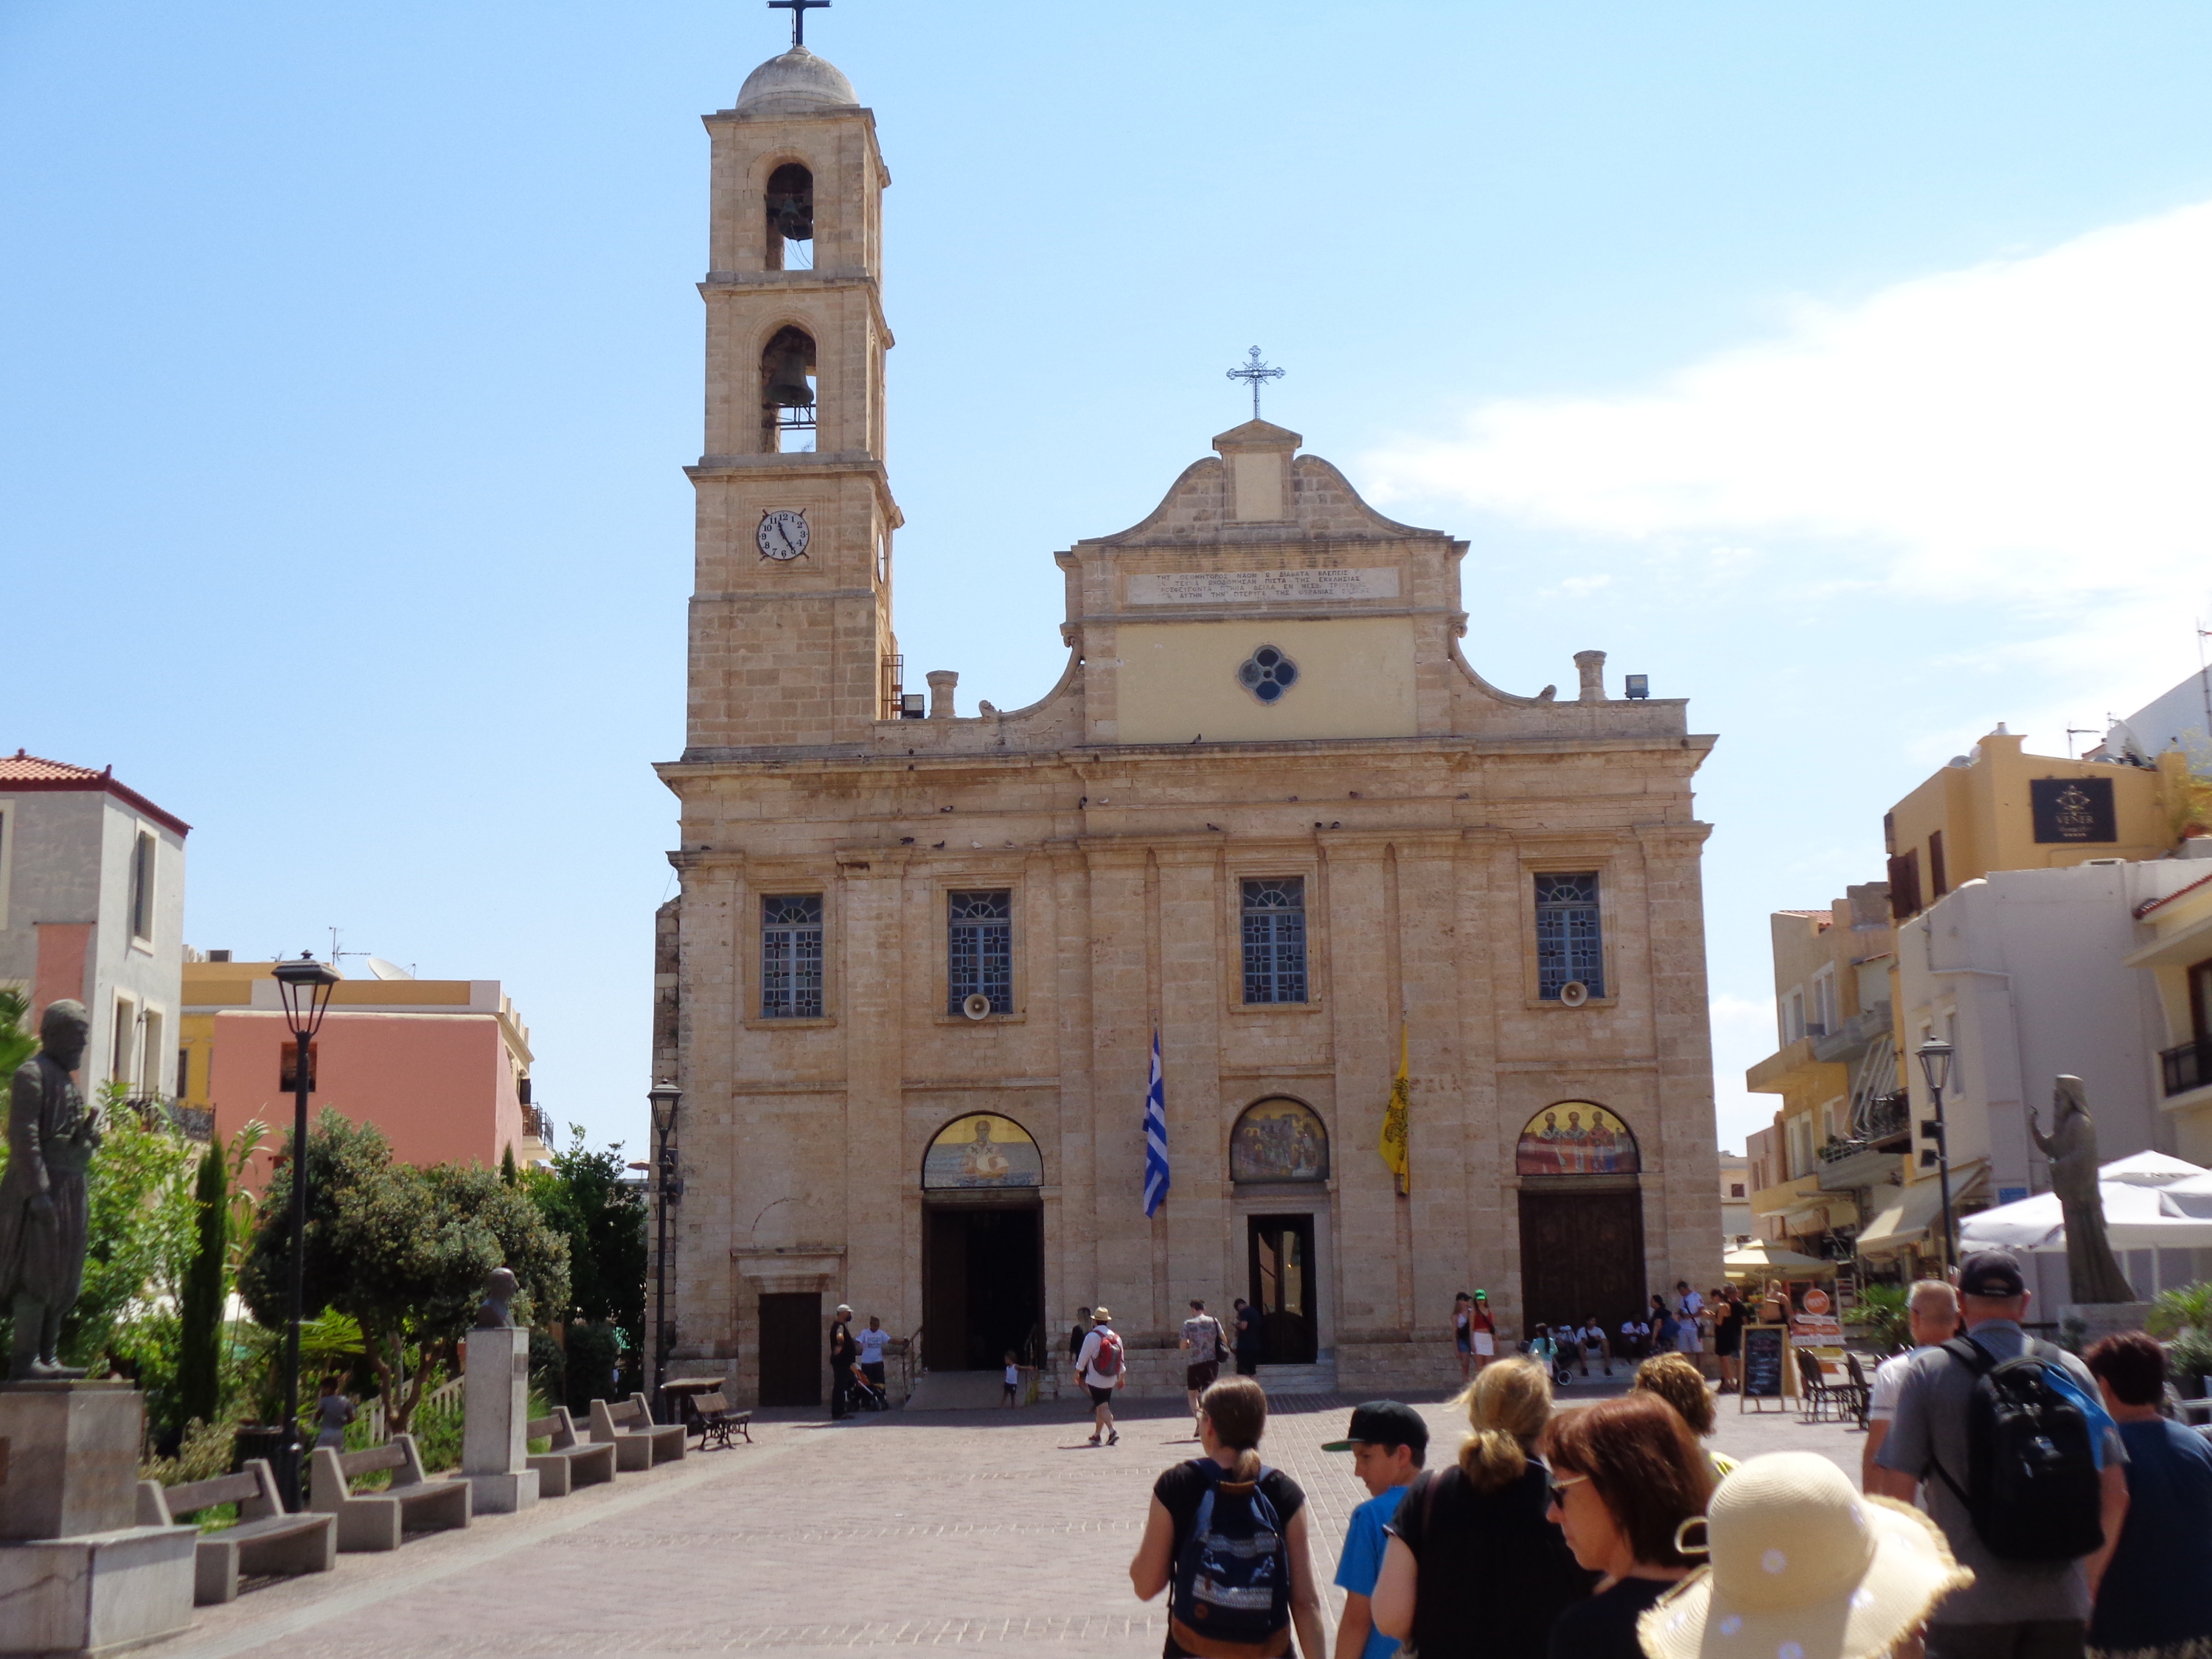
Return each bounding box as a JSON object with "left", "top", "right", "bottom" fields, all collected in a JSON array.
[{"left": 1143, "top": 1030, "right": 1170, "bottom": 1217}]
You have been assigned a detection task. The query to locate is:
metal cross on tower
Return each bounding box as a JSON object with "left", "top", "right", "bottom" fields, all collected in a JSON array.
[
  {"left": 1226, "top": 346, "right": 1285, "bottom": 421},
  {"left": 769, "top": 0, "right": 829, "bottom": 48}
]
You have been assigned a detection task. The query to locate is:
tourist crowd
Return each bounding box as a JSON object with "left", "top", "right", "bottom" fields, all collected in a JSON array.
[{"left": 1124, "top": 1248, "right": 2212, "bottom": 1659}]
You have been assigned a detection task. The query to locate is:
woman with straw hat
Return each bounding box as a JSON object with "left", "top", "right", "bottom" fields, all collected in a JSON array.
[{"left": 1635, "top": 1451, "right": 1970, "bottom": 1659}]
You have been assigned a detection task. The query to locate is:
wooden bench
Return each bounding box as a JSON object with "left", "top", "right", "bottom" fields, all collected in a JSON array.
[
  {"left": 135, "top": 1458, "right": 335, "bottom": 1604},
  {"left": 308, "top": 1434, "right": 470, "bottom": 1551},
  {"left": 690, "top": 1390, "right": 754, "bottom": 1451},
  {"left": 526, "top": 1407, "right": 619, "bottom": 1495},
  {"left": 588, "top": 1394, "right": 686, "bottom": 1469}
]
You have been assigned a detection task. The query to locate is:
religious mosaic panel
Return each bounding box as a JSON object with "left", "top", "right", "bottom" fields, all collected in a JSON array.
[
  {"left": 1230, "top": 1098, "right": 1329, "bottom": 1183},
  {"left": 922, "top": 1113, "right": 1043, "bottom": 1189},
  {"left": 1514, "top": 1102, "right": 1640, "bottom": 1178}
]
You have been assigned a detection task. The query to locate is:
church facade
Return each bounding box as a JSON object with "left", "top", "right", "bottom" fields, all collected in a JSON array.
[{"left": 655, "top": 44, "right": 1724, "bottom": 1405}]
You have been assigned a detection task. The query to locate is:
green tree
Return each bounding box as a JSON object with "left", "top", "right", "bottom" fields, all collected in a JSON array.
[
  {"left": 174, "top": 1147, "right": 227, "bottom": 1428},
  {"left": 240, "top": 1110, "right": 568, "bottom": 1432},
  {"left": 526, "top": 1127, "right": 646, "bottom": 1380}
]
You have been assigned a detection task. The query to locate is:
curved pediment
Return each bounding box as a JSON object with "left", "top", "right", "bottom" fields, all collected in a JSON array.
[{"left": 1088, "top": 425, "right": 1445, "bottom": 549}]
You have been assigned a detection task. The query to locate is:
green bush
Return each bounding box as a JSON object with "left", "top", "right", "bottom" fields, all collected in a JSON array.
[
  {"left": 411, "top": 1393, "right": 465, "bottom": 1472},
  {"left": 563, "top": 1321, "right": 623, "bottom": 1413},
  {"left": 2169, "top": 1326, "right": 2212, "bottom": 1390}
]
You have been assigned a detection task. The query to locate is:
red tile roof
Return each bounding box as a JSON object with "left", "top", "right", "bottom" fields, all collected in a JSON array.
[
  {"left": 0, "top": 751, "right": 106, "bottom": 783},
  {"left": 2135, "top": 866, "right": 2212, "bottom": 919},
  {"left": 0, "top": 750, "right": 191, "bottom": 836}
]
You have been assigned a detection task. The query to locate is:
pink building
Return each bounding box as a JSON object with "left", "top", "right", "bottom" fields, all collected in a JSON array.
[{"left": 183, "top": 960, "right": 547, "bottom": 1188}]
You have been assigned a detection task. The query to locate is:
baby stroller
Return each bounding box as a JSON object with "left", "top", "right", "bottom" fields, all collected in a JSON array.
[
  {"left": 846, "top": 1361, "right": 891, "bottom": 1412},
  {"left": 1520, "top": 1327, "right": 1574, "bottom": 1389}
]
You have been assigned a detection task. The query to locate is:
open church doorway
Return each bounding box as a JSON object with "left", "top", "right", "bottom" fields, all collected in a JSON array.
[
  {"left": 1245, "top": 1214, "right": 1319, "bottom": 1364},
  {"left": 923, "top": 1206, "right": 1043, "bottom": 1371},
  {"left": 919, "top": 1113, "right": 1046, "bottom": 1372}
]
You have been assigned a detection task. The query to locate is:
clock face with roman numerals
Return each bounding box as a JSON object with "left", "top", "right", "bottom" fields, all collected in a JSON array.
[{"left": 757, "top": 509, "right": 810, "bottom": 561}]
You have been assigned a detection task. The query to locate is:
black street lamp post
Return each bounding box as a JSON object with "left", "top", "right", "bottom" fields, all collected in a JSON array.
[
  {"left": 647, "top": 1081, "right": 683, "bottom": 1422},
  {"left": 1916, "top": 1036, "right": 1957, "bottom": 1275},
  {"left": 271, "top": 953, "right": 340, "bottom": 1510}
]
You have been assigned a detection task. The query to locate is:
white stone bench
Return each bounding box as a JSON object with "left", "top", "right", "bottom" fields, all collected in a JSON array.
[
  {"left": 526, "top": 1407, "right": 619, "bottom": 1495},
  {"left": 309, "top": 1434, "right": 470, "bottom": 1551},
  {"left": 588, "top": 1394, "right": 685, "bottom": 1470},
  {"left": 135, "top": 1458, "right": 335, "bottom": 1604}
]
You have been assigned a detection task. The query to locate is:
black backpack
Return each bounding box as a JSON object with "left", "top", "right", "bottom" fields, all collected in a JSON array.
[{"left": 1927, "top": 1336, "right": 2104, "bottom": 1562}]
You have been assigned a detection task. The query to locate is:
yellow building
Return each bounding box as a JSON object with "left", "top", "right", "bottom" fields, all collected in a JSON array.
[
  {"left": 2126, "top": 866, "right": 2212, "bottom": 1164},
  {"left": 1883, "top": 726, "right": 2195, "bottom": 923},
  {"left": 1745, "top": 886, "right": 1902, "bottom": 1265}
]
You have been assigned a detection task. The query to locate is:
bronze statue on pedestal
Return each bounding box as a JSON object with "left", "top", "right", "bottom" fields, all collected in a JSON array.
[
  {"left": 1, "top": 1001, "right": 101, "bottom": 1380},
  {"left": 2029, "top": 1074, "right": 2137, "bottom": 1306}
]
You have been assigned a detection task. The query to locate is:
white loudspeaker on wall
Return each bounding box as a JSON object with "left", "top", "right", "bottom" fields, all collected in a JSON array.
[
  {"left": 961, "top": 992, "right": 992, "bottom": 1020},
  {"left": 1558, "top": 981, "right": 1590, "bottom": 1008}
]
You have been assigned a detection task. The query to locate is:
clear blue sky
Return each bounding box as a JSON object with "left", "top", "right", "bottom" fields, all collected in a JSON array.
[{"left": 7, "top": 2, "right": 2211, "bottom": 1158}]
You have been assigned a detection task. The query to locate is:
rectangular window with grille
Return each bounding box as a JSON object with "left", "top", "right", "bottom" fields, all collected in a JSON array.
[
  {"left": 1534, "top": 872, "right": 1604, "bottom": 999},
  {"left": 1241, "top": 877, "right": 1308, "bottom": 1004},
  {"left": 759, "top": 894, "right": 824, "bottom": 1019},
  {"left": 947, "top": 890, "right": 1012, "bottom": 1015}
]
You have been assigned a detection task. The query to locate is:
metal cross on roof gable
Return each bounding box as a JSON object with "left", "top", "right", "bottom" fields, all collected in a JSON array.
[
  {"left": 769, "top": 0, "right": 829, "bottom": 48},
  {"left": 1226, "top": 346, "right": 1285, "bottom": 421}
]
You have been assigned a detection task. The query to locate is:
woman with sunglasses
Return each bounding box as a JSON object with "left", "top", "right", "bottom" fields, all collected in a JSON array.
[
  {"left": 1370, "top": 1358, "right": 1593, "bottom": 1659},
  {"left": 1541, "top": 1391, "right": 1714, "bottom": 1659}
]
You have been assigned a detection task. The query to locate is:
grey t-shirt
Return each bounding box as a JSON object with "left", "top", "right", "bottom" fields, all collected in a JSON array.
[{"left": 1875, "top": 1319, "right": 2124, "bottom": 1627}]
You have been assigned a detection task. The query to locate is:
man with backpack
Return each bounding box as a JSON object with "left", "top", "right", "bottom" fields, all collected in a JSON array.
[
  {"left": 1180, "top": 1299, "right": 1228, "bottom": 1434},
  {"left": 1873, "top": 1250, "right": 2130, "bottom": 1659},
  {"left": 1076, "top": 1307, "right": 1127, "bottom": 1447}
]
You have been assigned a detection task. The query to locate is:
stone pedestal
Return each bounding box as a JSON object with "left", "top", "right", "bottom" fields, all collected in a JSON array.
[
  {"left": 458, "top": 1326, "right": 538, "bottom": 1514},
  {"left": 2061, "top": 1301, "right": 2154, "bottom": 1349},
  {"left": 0, "top": 1383, "right": 194, "bottom": 1655}
]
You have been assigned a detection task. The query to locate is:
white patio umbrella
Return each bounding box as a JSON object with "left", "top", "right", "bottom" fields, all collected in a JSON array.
[{"left": 1960, "top": 1176, "right": 2212, "bottom": 1253}]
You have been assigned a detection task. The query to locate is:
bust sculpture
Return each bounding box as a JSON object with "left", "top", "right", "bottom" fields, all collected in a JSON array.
[
  {"left": 2029, "top": 1074, "right": 2137, "bottom": 1305},
  {"left": 475, "top": 1266, "right": 518, "bottom": 1329},
  {"left": 1, "top": 1001, "right": 100, "bottom": 1380}
]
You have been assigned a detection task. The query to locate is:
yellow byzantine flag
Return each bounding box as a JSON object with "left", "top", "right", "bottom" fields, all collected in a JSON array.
[{"left": 1379, "top": 1023, "right": 1411, "bottom": 1195}]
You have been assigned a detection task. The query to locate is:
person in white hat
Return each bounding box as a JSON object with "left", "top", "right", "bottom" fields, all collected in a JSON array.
[{"left": 1635, "top": 1451, "right": 1972, "bottom": 1659}]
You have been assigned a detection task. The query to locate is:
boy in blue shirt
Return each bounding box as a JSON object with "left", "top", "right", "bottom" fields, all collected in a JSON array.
[{"left": 1322, "top": 1401, "right": 1429, "bottom": 1659}]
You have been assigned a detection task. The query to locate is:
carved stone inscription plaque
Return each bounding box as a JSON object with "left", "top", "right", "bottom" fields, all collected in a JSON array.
[{"left": 1127, "top": 568, "right": 1399, "bottom": 605}]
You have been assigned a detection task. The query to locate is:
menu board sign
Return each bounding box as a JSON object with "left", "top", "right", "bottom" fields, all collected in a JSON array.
[{"left": 1741, "top": 1326, "right": 1787, "bottom": 1404}]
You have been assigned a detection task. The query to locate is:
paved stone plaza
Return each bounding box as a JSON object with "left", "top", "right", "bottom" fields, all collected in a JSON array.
[{"left": 163, "top": 1382, "right": 1860, "bottom": 1659}]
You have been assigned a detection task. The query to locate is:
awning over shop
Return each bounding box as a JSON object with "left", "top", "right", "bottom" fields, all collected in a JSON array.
[
  {"left": 1723, "top": 1241, "right": 1834, "bottom": 1277},
  {"left": 1856, "top": 1178, "right": 1951, "bottom": 1256}
]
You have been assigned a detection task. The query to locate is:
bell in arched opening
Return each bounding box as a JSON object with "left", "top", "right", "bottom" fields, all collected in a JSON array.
[
  {"left": 765, "top": 162, "right": 814, "bottom": 269},
  {"left": 759, "top": 325, "right": 818, "bottom": 451}
]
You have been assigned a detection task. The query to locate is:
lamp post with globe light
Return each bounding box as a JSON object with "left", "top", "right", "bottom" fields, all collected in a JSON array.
[
  {"left": 1916, "top": 1036, "right": 1957, "bottom": 1274},
  {"left": 647, "top": 1081, "right": 683, "bottom": 1420},
  {"left": 271, "top": 953, "right": 340, "bottom": 1509}
]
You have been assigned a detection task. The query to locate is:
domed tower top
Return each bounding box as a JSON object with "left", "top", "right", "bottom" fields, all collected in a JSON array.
[{"left": 734, "top": 46, "right": 858, "bottom": 116}]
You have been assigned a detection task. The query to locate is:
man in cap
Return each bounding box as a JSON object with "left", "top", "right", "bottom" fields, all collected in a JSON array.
[
  {"left": 1872, "top": 1249, "right": 2129, "bottom": 1658},
  {"left": 1323, "top": 1401, "right": 1428, "bottom": 1659}
]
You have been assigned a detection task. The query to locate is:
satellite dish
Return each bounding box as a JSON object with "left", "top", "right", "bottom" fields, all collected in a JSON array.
[
  {"left": 961, "top": 992, "right": 992, "bottom": 1020},
  {"left": 364, "top": 956, "right": 414, "bottom": 981},
  {"left": 1558, "top": 981, "right": 1590, "bottom": 1008}
]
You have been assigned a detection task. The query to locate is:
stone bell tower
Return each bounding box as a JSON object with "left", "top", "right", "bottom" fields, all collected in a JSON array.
[{"left": 686, "top": 45, "right": 900, "bottom": 752}]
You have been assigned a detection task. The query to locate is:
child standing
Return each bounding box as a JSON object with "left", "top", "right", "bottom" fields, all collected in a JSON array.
[
  {"left": 1001, "top": 1351, "right": 1020, "bottom": 1407},
  {"left": 1322, "top": 1400, "right": 1428, "bottom": 1659}
]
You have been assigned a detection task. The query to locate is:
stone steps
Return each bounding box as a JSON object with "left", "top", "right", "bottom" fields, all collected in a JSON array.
[{"left": 1254, "top": 1355, "right": 1337, "bottom": 1395}]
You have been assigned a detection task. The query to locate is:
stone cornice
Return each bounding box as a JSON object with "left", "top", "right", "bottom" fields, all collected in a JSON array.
[{"left": 660, "top": 730, "right": 1717, "bottom": 776}]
